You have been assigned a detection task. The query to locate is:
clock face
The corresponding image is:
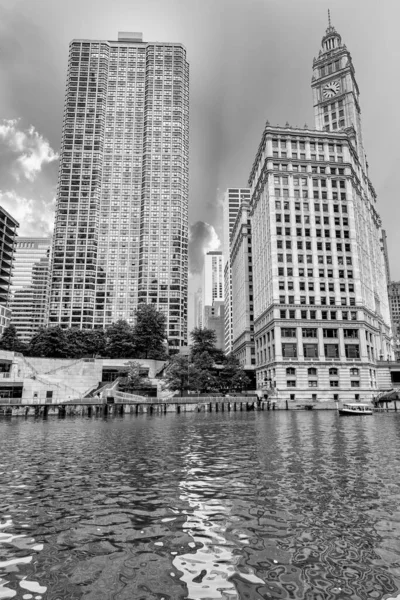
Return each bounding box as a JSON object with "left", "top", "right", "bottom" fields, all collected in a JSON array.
[{"left": 322, "top": 80, "right": 340, "bottom": 99}]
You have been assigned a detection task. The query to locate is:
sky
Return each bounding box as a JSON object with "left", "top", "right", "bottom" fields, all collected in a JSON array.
[{"left": 0, "top": 0, "right": 399, "bottom": 331}]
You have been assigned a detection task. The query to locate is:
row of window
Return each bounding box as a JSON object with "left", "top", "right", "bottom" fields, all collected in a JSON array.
[
  {"left": 280, "top": 281, "right": 354, "bottom": 292},
  {"left": 281, "top": 328, "right": 359, "bottom": 338},
  {"left": 279, "top": 309, "right": 357, "bottom": 320},
  {"left": 282, "top": 343, "right": 360, "bottom": 358},
  {"left": 272, "top": 140, "right": 342, "bottom": 152}
]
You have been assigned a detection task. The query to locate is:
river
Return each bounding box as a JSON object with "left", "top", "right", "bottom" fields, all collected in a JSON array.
[{"left": 1, "top": 411, "right": 400, "bottom": 600}]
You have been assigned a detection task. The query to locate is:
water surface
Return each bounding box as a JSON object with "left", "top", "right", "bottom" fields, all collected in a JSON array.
[{"left": 1, "top": 411, "right": 400, "bottom": 599}]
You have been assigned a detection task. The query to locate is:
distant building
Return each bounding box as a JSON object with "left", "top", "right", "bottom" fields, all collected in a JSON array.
[
  {"left": 202, "top": 251, "right": 224, "bottom": 307},
  {"left": 10, "top": 237, "right": 52, "bottom": 343},
  {"left": 388, "top": 281, "right": 400, "bottom": 360},
  {"left": 231, "top": 200, "right": 255, "bottom": 368},
  {"left": 49, "top": 32, "right": 189, "bottom": 349},
  {"left": 223, "top": 188, "right": 250, "bottom": 354},
  {"left": 0, "top": 207, "right": 19, "bottom": 335},
  {"left": 204, "top": 300, "right": 225, "bottom": 350},
  {"left": 194, "top": 288, "right": 203, "bottom": 329}
]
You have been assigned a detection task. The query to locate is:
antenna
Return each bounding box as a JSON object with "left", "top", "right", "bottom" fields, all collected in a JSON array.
[{"left": 328, "top": 9, "right": 331, "bottom": 28}]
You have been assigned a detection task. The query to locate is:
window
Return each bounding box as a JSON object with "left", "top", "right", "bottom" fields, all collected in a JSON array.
[
  {"left": 351, "top": 380, "right": 360, "bottom": 387},
  {"left": 282, "top": 328, "right": 296, "bottom": 338},
  {"left": 344, "top": 329, "right": 358, "bottom": 339},
  {"left": 309, "top": 380, "right": 318, "bottom": 387},
  {"left": 350, "top": 368, "right": 359, "bottom": 376},
  {"left": 303, "top": 343, "right": 318, "bottom": 358},
  {"left": 303, "top": 328, "right": 317, "bottom": 338},
  {"left": 282, "top": 343, "right": 297, "bottom": 357},
  {"left": 329, "top": 367, "right": 338, "bottom": 376},
  {"left": 345, "top": 345, "right": 360, "bottom": 358},
  {"left": 325, "top": 344, "right": 339, "bottom": 358},
  {"left": 308, "top": 368, "right": 317, "bottom": 376},
  {"left": 323, "top": 329, "right": 337, "bottom": 338},
  {"left": 330, "top": 380, "right": 339, "bottom": 387},
  {"left": 287, "top": 380, "right": 296, "bottom": 387},
  {"left": 286, "top": 367, "right": 296, "bottom": 375}
]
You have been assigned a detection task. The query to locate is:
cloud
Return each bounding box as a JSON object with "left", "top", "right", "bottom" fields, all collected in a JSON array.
[
  {"left": 189, "top": 221, "right": 221, "bottom": 275},
  {"left": 0, "top": 190, "right": 55, "bottom": 237},
  {"left": 0, "top": 119, "right": 58, "bottom": 181}
]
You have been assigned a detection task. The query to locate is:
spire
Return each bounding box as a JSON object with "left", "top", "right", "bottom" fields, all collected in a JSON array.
[{"left": 322, "top": 9, "right": 341, "bottom": 51}]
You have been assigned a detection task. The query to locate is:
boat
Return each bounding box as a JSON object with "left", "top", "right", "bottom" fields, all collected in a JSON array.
[{"left": 338, "top": 403, "right": 373, "bottom": 416}]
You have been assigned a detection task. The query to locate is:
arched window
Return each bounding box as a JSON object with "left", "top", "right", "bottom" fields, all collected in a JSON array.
[
  {"left": 350, "top": 368, "right": 359, "bottom": 376},
  {"left": 329, "top": 368, "right": 338, "bottom": 376},
  {"left": 286, "top": 367, "right": 296, "bottom": 376},
  {"left": 308, "top": 368, "right": 317, "bottom": 376}
]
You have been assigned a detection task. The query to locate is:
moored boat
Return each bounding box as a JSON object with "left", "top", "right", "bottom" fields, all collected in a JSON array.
[{"left": 338, "top": 403, "right": 373, "bottom": 415}]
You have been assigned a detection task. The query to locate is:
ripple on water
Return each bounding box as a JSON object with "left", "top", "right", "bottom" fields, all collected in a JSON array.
[{"left": 1, "top": 412, "right": 400, "bottom": 599}]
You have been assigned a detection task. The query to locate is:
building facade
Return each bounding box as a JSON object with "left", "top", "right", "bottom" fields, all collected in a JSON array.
[
  {"left": 0, "top": 207, "right": 19, "bottom": 335},
  {"left": 388, "top": 282, "right": 400, "bottom": 360},
  {"left": 49, "top": 32, "right": 189, "bottom": 349},
  {"left": 204, "top": 300, "right": 225, "bottom": 350},
  {"left": 202, "top": 251, "right": 224, "bottom": 307},
  {"left": 248, "top": 21, "right": 391, "bottom": 404},
  {"left": 10, "top": 237, "right": 52, "bottom": 343},
  {"left": 194, "top": 287, "right": 203, "bottom": 329},
  {"left": 230, "top": 200, "right": 255, "bottom": 368},
  {"left": 223, "top": 188, "right": 250, "bottom": 354}
]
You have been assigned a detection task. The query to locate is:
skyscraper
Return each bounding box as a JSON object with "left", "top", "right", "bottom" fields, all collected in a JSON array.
[
  {"left": 0, "top": 207, "right": 18, "bottom": 336},
  {"left": 246, "top": 18, "right": 391, "bottom": 403},
  {"left": 10, "top": 237, "right": 52, "bottom": 343},
  {"left": 230, "top": 200, "right": 255, "bottom": 368},
  {"left": 49, "top": 32, "right": 189, "bottom": 349},
  {"left": 202, "top": 251, "right": 224, "bottom": 307},
  {"left": 223, "top": 188, "right": 250, "bottom": 354}
]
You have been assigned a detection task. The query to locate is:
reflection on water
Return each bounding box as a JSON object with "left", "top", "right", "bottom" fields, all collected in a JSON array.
[{"left": 1, "top": 412, "right": 400, "bottom": 599}]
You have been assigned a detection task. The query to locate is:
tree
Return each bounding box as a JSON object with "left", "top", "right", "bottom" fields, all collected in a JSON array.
[
  {"left": 165, "top": 354, "right": 189, "bottom": 396},
  {"left": 190, "top": 327, "right": 217, "bottom": 358},
  {"left": 218, "top": 354, "right": 251, "bottom": 393},
  {"left": 105, "top": 320, "right": 136, "bottom": 358},
  {"left": 119, "top": 360, "right": 150, "bottom": 392},
  {"left": 65, "top": 328, "right": 90, "bottom": 358},
  {"left": 0, "top": 324, "right": 27, "bottom": 353},
  {"left": 133, "top": 304, "right": 167, "bottom": 360},
  {"left": 190, "top": 351, "right": 219, "bottom": 393},
  {"left": 28, "top": 326, "right": 70, "bottom": 358},
  {"left": 81, "top": 328, "right": 106, "bottom": 357}
]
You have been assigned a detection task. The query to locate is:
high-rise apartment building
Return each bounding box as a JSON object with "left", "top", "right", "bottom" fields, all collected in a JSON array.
[
  {"left": 0, "top": 207, "right": 19, "bottom": 336},
  {"left": 10, "top": 238, "right": 52, "bottom": 343},
  {"left": 223, "top": 188, "right": 250, "bottom": 354},
  {"left": 49, "top": 32, "right": 189, "bottom": 348},
  {"left": 194, "top": 287, "right": 203, "bottom": 329},
  {"left": 202, "top": 251, "right": 224, "bottom": 307},
  {"left": 247, "top": 19, "right": 391, "bottom": 403}
]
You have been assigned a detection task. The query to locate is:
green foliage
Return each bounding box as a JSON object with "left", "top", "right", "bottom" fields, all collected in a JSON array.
[
  {"left": 105, "top": 320, "right": 136, "bottom": 359},
  {"left": 0, "top": 324, "right": 27, "bottom": 353},
  {"left": 133, "top": 304, "right": 167, "bottom": 360},
  {"left": 164, "top": 328, "right": 251, "bottom": 395},
  {"left": 28, "top": 326, "right": 70, "bottom": 358},
  {"left": 119, "top": 360, "right": 150, "bottom": 392},
  {"left": 165, "top": 354, "right": 189, "bottom": 395},
  {"left": 190, "top": 327, "right": 217, "bottom": 358},
  {"left": 190, "top": 351, "right": 219, "bottom": 392}
]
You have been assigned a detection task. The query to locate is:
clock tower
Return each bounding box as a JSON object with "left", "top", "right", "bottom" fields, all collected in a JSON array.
[{"left": 311, "top": 12, "right": 367, "bottom": 171}]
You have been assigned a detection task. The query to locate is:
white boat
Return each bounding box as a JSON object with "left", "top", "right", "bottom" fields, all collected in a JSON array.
[{"left": 338, "top": 403, "right": 373, "bottom": 416}]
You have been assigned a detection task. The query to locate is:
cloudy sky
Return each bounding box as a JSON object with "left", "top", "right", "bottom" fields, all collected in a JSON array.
[{"left": 0, "top": 0, "right": 398, "bottom": 327}]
